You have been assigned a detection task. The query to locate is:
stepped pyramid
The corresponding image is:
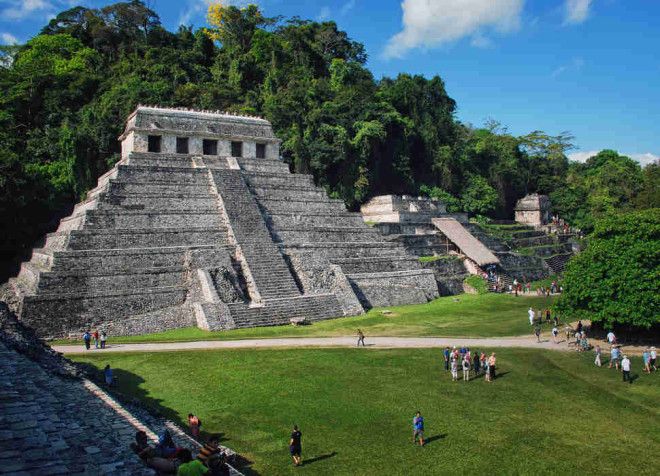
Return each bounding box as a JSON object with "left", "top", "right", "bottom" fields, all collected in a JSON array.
[{"left": 6, "top": 106, "right": 438, "bottom": 337}]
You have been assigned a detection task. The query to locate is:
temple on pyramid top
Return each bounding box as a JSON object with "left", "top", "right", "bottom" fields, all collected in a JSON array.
[
  {"left": 4, "top": 106, "right": 439, "bottom": 337},
  {"left": 119, "top": 106, "right": 281, "bottom": 160}
]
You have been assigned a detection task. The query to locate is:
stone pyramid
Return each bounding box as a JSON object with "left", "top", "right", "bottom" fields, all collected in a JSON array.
[{"left": 6, "top": 106, "right": 438, "bottom": 337}]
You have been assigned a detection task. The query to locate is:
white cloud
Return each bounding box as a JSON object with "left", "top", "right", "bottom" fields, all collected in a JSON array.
[
  {"left": 1, "top": 0, "right": 53, "bottom": 20},
  {"left": 568, "top": 150, "right": 659, "bottom": 166},
  {"left": 470, "top": 33, "right": 493, "bottom": 48},
  {"left": 384, "top": 0, "right": 525, "bottom": 59},
  {"left": 551, "top": 56, "right": 584, "bottom": 78},
  {"left": 317, "top": 6, "right": 331, "bottom": 21},
  {"left": 628, "top": 153, "right": 659, "bottom": 166},
  {"left": 564, "top": 0, "right": 593, "bottom": 25},
  {"left": 341, "top": 0, "right": 356, "bottom": 16},
  {"left": 1, "top": 32, "right": 18, "bottom": 44}
]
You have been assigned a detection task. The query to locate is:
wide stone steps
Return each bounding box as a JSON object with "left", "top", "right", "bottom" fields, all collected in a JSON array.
[
  {"left": 127, "top": 152, "right": 195, "bottom": 168},
  {"left": 248, "top": 185, "right": 328, "bottom": 201},
  {"left": 60, "top": 227, "right": 229, "bottom": 250},
  {"left": 267, "top": 212, "right": 366, "bottom": 228},
  {"left": 36, "top": 266, "right": 185, "bottom": 293},
  {"left": 116, "top": 164, "right": 209, "bottom": 183},
  {"left": 273, "top": 226, "right": 382, "bottom": 243},
  {"left": 46, "top": 245, "right": 226, "bottom": 272},
  {"left": 97, "top": 194, "right": 217, "bottom": 212},
  {"left": 108, "top": 180, "right": 211, "bottom": 196},
  {"left": 544, "top": 253, "right": 573, "bottom": 274},
  {"left": 283, "top": 242, "right": 411, "bottom": 259},
  {"left": 331, "top": 256, "right": 421, "bottom": 274},
  {"left": 21, "top": 286, "right": 188, "bottom": 330},
  {"left": 237, "top": 157, "right": 291, "bottom": 173},
  {"left": 227, "top": 294, "right": 343, "bottom": 328},
  {"left": 243, "top": 171, "right": 315, "bottom": 188},
  {"left": 82, "top": 209, "right": 223, "bottom": 229},
  {"left": 256, "top": 198, "right": 346, "bottom": 213}
]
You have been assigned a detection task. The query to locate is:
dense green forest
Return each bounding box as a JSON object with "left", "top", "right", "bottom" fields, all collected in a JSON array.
[{"left": 0, "top": 1, "right": 657, "bottom": 276}]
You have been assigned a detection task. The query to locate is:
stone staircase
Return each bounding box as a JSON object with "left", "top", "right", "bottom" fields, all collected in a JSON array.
[{"left": 238, "top": 158, "right": 439, "bottom": 308}]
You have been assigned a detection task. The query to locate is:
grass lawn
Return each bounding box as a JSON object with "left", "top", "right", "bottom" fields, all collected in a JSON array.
[
  {"left": 74, "top": 348, "right": 660, "bottom": 475},
  {"left": 53, "top": 294, "right": 556, "bottom": 345}
]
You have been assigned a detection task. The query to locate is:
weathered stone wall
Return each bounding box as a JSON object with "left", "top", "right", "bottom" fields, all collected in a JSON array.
[{"left": 347, "top": 269, "right": 438, "bottom": 308}]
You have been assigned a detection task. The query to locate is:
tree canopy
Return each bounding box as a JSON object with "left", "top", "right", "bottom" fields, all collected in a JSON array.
[
  {"left": 555, "top": 209, "right": 660, "bottom": 330},
  {"left": 0, "top": 1, "right": 658, "bottom": 278}
]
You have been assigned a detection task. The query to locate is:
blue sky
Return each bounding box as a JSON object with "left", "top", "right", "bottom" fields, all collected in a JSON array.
[{"left": 1, "top": 0, "right": 658, "bottom": 164}]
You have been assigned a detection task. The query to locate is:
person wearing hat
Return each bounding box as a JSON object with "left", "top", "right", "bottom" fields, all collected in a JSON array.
[{"left": 621, "top": 354, "right": 631, "bottom": 382}]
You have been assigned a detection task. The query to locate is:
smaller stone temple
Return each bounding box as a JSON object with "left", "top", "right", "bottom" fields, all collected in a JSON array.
[{"left": 514, "top": 194, "right": 552, "bottom": 228}]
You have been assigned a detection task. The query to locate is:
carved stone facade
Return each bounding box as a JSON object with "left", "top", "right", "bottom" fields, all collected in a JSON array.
[{"left": 4, "top": 107, "right": 438, "bottom": 337}]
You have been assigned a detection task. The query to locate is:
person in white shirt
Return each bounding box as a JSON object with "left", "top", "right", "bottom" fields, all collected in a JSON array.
[
  {"left": 607, "top": 331, "right": 616, "bottom": 345},
  {"left": 621, "top": 355, "right": 631, "bottom": 382},
  {"left": 650, "top": 347, "right": 657, "bottom": 371},
  {"left": 528, "top": 307, "right": 535, "bottom": 326}
]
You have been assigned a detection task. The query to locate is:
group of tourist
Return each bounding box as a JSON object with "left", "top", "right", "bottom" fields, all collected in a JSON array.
[
  {"left": 82, "top": 329, "right": 108, "bottom": 350},
  {"left": 131, "top": 429, "right": 231, "bottom": 475},
  {"left": 443, "top": 346, "right": 497, "bottom": 382}
]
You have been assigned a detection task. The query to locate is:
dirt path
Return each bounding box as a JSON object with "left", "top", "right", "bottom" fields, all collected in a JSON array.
[{"left": 52, "top": 334, "right": 620, "bottom": 355}]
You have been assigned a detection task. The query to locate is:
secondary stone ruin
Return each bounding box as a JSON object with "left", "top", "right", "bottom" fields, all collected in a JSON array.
[
  {"left": 514, "top": 193, "right": 552, "bottom": 228},
  {"left": 4, "top": 106, "right": 438, "bottom": 337},
  {"left": 360, "top": 194, "right": 572, "bottom": 291}
]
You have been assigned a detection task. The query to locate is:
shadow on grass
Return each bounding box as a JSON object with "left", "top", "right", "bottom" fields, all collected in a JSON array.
[
  {"left": 495, "top": 371, "right": 510, "bottom": 379},
  {"left": 425, "top": 434, "right": 447, "bottom": 445},
  {"left": 77, "top": 364, "right": 258, "bottom": 474},
  {"left": 303, "top": 451, "right": 338, "bottom": 466}
]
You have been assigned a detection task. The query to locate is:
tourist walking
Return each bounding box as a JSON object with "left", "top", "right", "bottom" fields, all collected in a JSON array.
[
  {"left": 621, "top": 355, "right": 631, "bottom": 383},
  {"left": 93, "top": 330, "right": 100, "bottom": 349},
  {"left": 100, "top": 331, "right": 107, "bottom": 349},
  {"left": 473, "top": 351, "right": 480, "bottom": 375},
  {"left": 551, "top": 326, "right": 559, "bottom": 344},
  {"left": 451, "top": 355, "right": 459, "bottom": 381},
  {"left": 462, "top": 357, "right": 471, "bottom": 381},
  {"left": 528, "top": 307, "right": 535, "bottom": 326},
  {"left": 577, "top": 320, "right": 583, "bottom": 334},
  {"left": 594, "top": 345, "right": 602, "bottom": 367},
  {"left": 188, "top": 413, "right": 202, "bottom": 438},
  {"left": 412, "top": 411, "right": 425, "bottom": 446},
  {"left": 488, "top": 353, "right": 497, "bottom": 381},
  {"left": 642, "top": 349, "right": 651, "bottom": 374},
  {"left": 607, "top": 330, "right": 616, "bottom": 345},
  {"left": 564, "top": 325, "right": 572, "bottom": 347},
  {"left": 534, "top": 325, "right": 542, "bottom": 343},
  {"left": 104, "top": 364, "right": 113, "bottom": 386},
  {"left": 289, "top": 425, "right": 302, "bottom": 466},
  {"left": 357, "top": 329, "right": 365, "bottom": 347},
  {"left": 650, "top": 347, "right": 657, "bottom": 371},
  {"left": 83, "top": 331, "right": 91, "bottom": 350},
  {"left": 609, "top": 346, "right": 621, "bottom": 370}
]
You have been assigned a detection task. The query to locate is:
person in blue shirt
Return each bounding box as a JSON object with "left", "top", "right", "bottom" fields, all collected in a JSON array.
[
  {"left": 443, "top": 347, "right": 450, "bottom": 371},
  {"left": 609, "top": 346, "right": 621, "bottom": 370},
  {"left": 412, "top": 411, "right": 425, "bottom": 446},
  {"left": 104, "top": 365, "right": 113, "bottom": 386}
]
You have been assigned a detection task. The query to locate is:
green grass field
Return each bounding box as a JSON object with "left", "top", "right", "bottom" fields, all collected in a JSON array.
[
  {"left": 53, "top": 294, "right": 556, "bottom": 345},
  {"left": 74, "top": 348, "right": 660, "bottom": 475}
]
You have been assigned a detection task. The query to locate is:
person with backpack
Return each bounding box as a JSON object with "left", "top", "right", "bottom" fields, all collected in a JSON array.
[
  {"left": 462, "top": 356, "right": 471, "bottom": 381},
  {"left": 188, "top": 413, "right": 202, "bottom": 438},
  {"left": 100, "top": 331, "right": 107, "bottom": 349},
  {"left": 82, "top": 331, "right": 91, "bottom": 350}
]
